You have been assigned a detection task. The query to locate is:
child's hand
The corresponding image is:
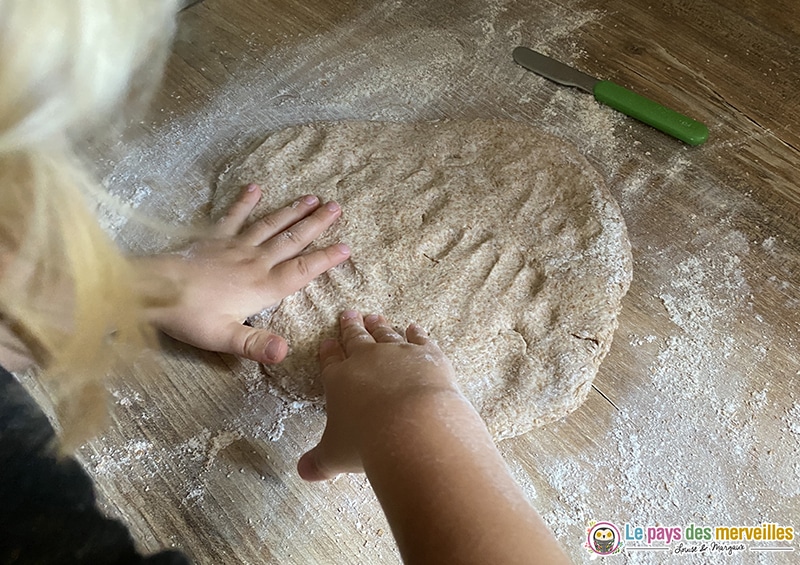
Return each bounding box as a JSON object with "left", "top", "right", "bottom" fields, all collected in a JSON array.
[
  {"left": 298, "top": 312, "right": 572, "bottom": 564},
  {"left": 138, "top": 184, "right": 350, "bottom": 364},
  {"left": 297, "top": 310, "right": 464, "bottom": 481}
]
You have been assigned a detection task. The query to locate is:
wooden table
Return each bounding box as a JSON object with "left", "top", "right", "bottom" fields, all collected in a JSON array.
[{"left": 24, "top": 0, "right": 799, "bottom": 562}]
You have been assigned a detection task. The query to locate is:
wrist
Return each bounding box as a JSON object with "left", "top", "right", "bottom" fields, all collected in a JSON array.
[
  {"left": 355, "top": 387, "right": 482, "bottom": 465},
  {"left": 128, "top": 255, "right": 182, "bottom": 326}
]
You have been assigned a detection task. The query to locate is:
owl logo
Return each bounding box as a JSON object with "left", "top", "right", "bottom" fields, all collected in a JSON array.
[{"left": 587, "top": 521, "right": 621, "bottom": 555}]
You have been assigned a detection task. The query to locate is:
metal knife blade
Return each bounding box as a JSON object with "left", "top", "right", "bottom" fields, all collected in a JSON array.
[{"left": 512, "top": 46, "right": 598, "bottom": 93}]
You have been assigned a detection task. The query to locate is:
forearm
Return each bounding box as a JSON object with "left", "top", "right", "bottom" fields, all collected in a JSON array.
[{"left": 360, "top": 391, "right": 571, "bottom": 565}]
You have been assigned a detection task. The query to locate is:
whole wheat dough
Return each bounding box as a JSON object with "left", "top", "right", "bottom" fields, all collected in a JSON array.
[{"left": 213, "top": 120, "right": 632, "bottom": 440}]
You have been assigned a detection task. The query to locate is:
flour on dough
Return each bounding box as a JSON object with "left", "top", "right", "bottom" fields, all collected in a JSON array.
[{"left": 213, "top": 120, "right": 632, "bottom": 440}]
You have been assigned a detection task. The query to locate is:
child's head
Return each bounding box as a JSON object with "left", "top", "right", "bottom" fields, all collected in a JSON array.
[{"left": 0, "top": 0, "right": 178, "bottom": 447}]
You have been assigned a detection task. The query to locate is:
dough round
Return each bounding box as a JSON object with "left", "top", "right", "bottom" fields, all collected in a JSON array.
[{"left": 214, "top": 120, "right": 632, "bottom": 440}]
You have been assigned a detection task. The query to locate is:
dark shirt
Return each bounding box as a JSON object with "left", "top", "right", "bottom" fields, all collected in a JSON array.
[{"left": 0, "top": 366, "right": 190, "bottom": 565}]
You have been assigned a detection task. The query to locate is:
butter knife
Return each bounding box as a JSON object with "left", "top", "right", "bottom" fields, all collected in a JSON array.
[{"left": 513, "top": 46, "right": 709, "bottom": 146}]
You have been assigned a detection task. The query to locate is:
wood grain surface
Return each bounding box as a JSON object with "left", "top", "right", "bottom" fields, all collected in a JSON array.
[{"left": 21, "top": 0, "right": 799, "bottom": 563}]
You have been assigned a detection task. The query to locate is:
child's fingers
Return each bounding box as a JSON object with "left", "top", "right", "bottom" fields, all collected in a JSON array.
[
  {"left": 269, "top": 243, "right": 351, "bottom": 296},
  {"left": 364, "top": 314, "right": 405, "bottom": 343},
  {"left": 297, "top": 446, "right": 336, "bottom": 482},
  {"left": 339, "top": 310, "right": 375, "bottom": 354},
  {"left": 319, "top": 338, "right": 345, "bottom": 372},
  {"left": 406, "top": 323, "right": 431, "bottom": 345},
  {"left": 238, "top": 194, "right": 322, "bottom": 246},
  {"left": 212, "top": 183, "right": 263, "bottom": 238},
  {"left": 257, "top": 200, "right": 342, "bottom": 259}
]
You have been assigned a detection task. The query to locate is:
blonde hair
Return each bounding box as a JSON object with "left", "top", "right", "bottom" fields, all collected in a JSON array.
[{"left": 0, "top": 0, "right": 178, "bottom": 448}]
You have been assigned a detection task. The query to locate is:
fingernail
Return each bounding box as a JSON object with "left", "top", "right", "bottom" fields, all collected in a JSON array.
[
  {"left": 335, "top": 243, "right": 350, "bottom": 256},
  {"left": 246, "top": 183, "right": 259, "bottom": 193},
  {"left": 320, "top": 338, "right": 338, "bottom": 352},
  {"left": 325, "top": 201, "right": 340, "bottom": 212},
  {"left": 364, "top": 314, "right": 379, "bottom": 325},
  {"left": 341, "top": 309, "right": 358, "bottom": 320},
  {"left": 265, "top": 337, "right": 283, "bottom": 361},
  {"left": 302, "top": 194, "right": 318, "bottom": 205}
]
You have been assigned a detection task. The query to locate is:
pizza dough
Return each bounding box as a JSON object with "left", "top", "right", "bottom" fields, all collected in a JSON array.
[{"left": 213, "top": 120, "right": 632, "bottom": 440}]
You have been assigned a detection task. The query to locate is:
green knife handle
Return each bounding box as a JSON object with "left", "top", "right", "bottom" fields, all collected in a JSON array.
[{"left": 593, "top": 80, "right": 709, "bottom": 146}]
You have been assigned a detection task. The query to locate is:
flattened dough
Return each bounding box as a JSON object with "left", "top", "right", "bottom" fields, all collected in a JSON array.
[{"left": 214, "top": 120, "right": 632, "bottom": 440}]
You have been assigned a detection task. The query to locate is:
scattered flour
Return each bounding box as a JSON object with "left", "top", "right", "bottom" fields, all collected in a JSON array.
[
  {"left": 504, "top": 223, "right": 798, "bottom": 562},
  {"left": 783, "top": 403, "right": 800, "bottom": 437}
]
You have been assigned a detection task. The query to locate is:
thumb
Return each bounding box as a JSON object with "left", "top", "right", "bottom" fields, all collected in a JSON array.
[
  {"left": 297, "top": 445, "right": 337, "bottom": 482},
  {"left": 227, "top": 323, "right": 288, "bottom": 364}
]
